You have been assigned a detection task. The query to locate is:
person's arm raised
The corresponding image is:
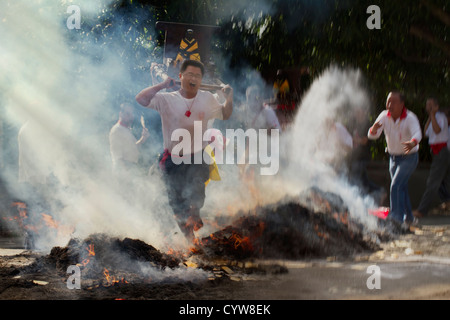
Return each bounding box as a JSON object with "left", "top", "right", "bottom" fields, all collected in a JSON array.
[
  {"left": 221, "top": 85, "right": 233, "bottom": 120},
  {"left": 136, "top": 77, "right": 175, "bottom": 107}
]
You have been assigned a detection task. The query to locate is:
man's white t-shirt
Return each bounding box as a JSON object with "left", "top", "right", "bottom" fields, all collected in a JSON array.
[
  {"left": 250, "top": 104, "right": 282, "bottom": 131},
  {"left": 425, "top": 111, "right": 448, "bottom": 145},
  {"left": 18, "top": 120, "right": 53, "bottom": 185},
  {"left": 149, "top": 90, "right": 224, "bottom": 154},
  {"left": 109, "top": 122, "right": 140, "bottom": 170},
  {"left": 368, "top": 109, "right": 422, "bottom": 155}
]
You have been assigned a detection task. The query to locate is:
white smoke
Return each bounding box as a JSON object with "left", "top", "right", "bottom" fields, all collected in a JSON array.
[
  {"left": 199, "top": 67, "right": 383, "bottom": 237},
  {"left": 201, "top": 66, "right": 382, "bottom": 234},
  {"left": 0, "top": 1, "right": 380, "bottom": 259},
  {"left": 202, "top": 66, "right": 382, "bottom": 232},
  {"left": 0, "top": 0, "right": 185, "bottom": 252},
  {"left": 278, "top": 66, "right": 380, "bottom": 230}
]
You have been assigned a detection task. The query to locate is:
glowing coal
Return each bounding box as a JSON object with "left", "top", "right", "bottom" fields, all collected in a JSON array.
[{"left": 197, "top": 190, "right": 383, "bottom": 260}]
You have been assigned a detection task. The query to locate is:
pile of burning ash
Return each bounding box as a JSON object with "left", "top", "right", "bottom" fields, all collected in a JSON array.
[
  {"left": 41, "top": 188, "right": 389, "bottom": 288},
  {"left": 42, "top": 232, "right": 289, "bottom": 293},
  {"left": 0, "top": 186, "right": 399, "bottom": 297},
  {"left": 46, "top": 233, "right": 183, "bottom": 287},
  {"left": 196, "top": 187, "right": 384, "bottom": 261}
]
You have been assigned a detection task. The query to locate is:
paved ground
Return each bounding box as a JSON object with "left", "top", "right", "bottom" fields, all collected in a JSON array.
[
  {"left": 1, "top": 162, "right": 449, "bottom": 300},
  {"left": 1, "top": 210, "right": 449, "bottom": 300},
  {"left": 225, "top": 260, "right": 450, "bottom": 300}
]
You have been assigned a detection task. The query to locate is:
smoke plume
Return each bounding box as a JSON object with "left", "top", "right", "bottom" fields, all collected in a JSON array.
[
  {"left": 278, "top": 66, "right": 380, "bottom": 230},
  {"left": 0, "top": 0, "right": 183, "bottom": 251},
  {"left": 0, "top": 1, "right": 380, "bottom": 258}
]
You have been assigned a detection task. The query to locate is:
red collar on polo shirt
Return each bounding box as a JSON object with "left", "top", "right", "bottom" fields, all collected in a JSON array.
[
  {"left": 387, "top": 107, "right": 407, "bottom": 120},
  {"left": 119, "top": 120, "right": 130, "bottom": 128}
]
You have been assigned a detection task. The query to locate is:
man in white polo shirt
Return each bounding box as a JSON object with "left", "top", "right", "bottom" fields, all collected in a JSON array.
[
  {"left": 109, "top": 103, "right": 149, "bottom": 175},
  {"left": 135, "top": 59, "right": 233, "bottom": 242},
  {"left": 413, "top": 98, "right": 450, "bottom": 218},
  {"left": 368, "top": 91, "right": 422, "bottom": 226},
  {"left": 439, "top": 107, "right": 450, "bottom": 207}
]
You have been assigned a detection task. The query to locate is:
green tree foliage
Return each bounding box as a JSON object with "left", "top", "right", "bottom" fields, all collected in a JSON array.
[
  {"left": 65, "top": 0, "right": 448, "bottom": 160},
  {"left": 213, "top": 0, "right": 449, "bottom": 160}
]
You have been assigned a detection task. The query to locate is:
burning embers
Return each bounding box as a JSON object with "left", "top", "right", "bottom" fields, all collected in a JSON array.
[
  {"left": 192, "top": 221, "right": 265, "bottom": 258},
  {"left": 4, "top": 201, "right": 74, "bottom": 249},
  {"left": 75, "top": 243, "right": 128, "bottom": 287},
  {"left": 178, "top": 187, "right": 385, "bottom": 264},
  {"left": 76, "top": 244, "right": 95, "bottom": 268},
  {"left": 48, "top": 234, "right": 181, "bottom": 289},
  {"left": 194, "top": 193, "right": 379, "bottom": 261},
  {"left": 30, "top": 188, "right": 388, "bottom": 294}
]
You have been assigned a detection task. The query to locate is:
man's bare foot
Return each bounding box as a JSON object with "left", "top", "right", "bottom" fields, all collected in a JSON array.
[
  {"left": 413, "top": 210, "right": 424, "bottom": 218},
  {"left": 440, "top": 201, "right": 450, "bottom": 210}
]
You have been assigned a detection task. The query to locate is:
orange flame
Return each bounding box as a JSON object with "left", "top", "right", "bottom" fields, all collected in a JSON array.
[
  {"left": 332, "top": 212, "right": 349, "bottom": 225},
  {"left": 41, "top": 213, "right": 58, "bottom": 229},
  {"left": 41, "top": 213, "right": 74, "bottom": 236},
  {"left": 166, "top": 247, "right": 192, "bottom": 259},
  {"left": 11, "top": 201, "right": 27, "bottom": 211},
  {"left": 314, "top": 224, "right": 329, "bottom": 240},
  {"left": 10, "top": 202, "right": 28, "bottom": 223},
  {"left": 103, "top": 268, "right": 128, "bottom": 286},
  {"left": 77, "top": 259, "right": 89, "bottom": 267},
  {"left": 8, "top": 202, "right": 74, "bottom": 236},
  {"left": 188, "top": 221, "right": 266, "bottom": 254},
  {"left": 229, "top": 233, "right": 253, "bottom": 251},
  {"left": 87, "top": 244, "right": 95, "bottom": 256},
  {"left": 76, "top": 244, "right": 96, "bottom": 267}
]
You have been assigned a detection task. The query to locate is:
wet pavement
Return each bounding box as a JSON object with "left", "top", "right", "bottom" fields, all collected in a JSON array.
[
  {"left": 224, "top": 212, "right": 450, "bottom": 300},
  {"left": 1, "top": 206, "right": 450, "bottom": 300},
  {"left": 224, "top": 258, "right": 450, "bottom": 300}
]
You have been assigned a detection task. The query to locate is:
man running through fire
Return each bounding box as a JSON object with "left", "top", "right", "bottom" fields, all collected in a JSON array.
[{"left": 135, "top": 59, "right": 233, "bottom": 242}]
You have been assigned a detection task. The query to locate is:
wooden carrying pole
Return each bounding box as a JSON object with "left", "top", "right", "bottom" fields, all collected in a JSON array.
[{"left": 174, "top": 80, "right": 224, "bottom": 91}]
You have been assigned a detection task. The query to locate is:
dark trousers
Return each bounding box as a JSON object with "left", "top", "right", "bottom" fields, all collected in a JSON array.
[
  {"left": 417, "top": 147, "right": 450, "bottom": 215},
  {"left": 389, "top": 152, "right": 418, "bottom": 223},
  {"left": 159, "top": 150, "right": 210, "bottom": 240}
]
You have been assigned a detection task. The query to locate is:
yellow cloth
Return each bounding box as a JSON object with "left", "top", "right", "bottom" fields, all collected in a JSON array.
[
  {"left": 204, "top": 145, "right": 221, "bottom": 186},
  {"left": 273, "top": 79, "right": 290, "bottom": 95},
  {"left": 175, "top": 38, "right": 201, "bottom": 64}
]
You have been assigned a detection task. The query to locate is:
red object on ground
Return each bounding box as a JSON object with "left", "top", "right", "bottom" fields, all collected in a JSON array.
[{"left": 369, "top": 207, "right": 390, "bottom": 219}]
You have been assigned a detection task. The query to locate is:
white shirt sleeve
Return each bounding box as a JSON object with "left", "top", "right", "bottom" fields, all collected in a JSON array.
[
  {"left": 264, "top": 108, "right": 282, "bottom": 132},
  {"left": 426, "top": 112, "right": 446, "bottom": 137},
  {"left": 335, "top": 122, "right": 353, "bottom": 149},
  {"left": 367, "top": 111, "right": 386, "bottom": 140},
  {"left": 148, "top": 92, "right": 164, "bottom": 111},
  {"left": 207, "top": 91, "right": 224, "bottom": 121},
  {"left": 408, "top": 112, "right": 422, "bottom": 144}
]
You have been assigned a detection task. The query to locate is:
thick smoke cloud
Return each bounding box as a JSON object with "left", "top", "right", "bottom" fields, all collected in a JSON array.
[
  {"left": 279, "top": 66, "right": 380, "bottom": 230},
  {"left": 0, "top": 1, "right": 380, "bottom": 257},
  {"left": 0, "top": 0, "right": 183, "bottom": 251}
]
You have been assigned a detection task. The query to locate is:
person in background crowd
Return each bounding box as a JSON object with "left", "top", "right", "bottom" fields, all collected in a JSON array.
[
  {"left": 235, "top": 85, "right": 282, "bottom": 190},
  {"left": 109, "top": 102, "right": 150, "bottom": 176},
  {"left": 439, "top": 107, "right": 450, "bottom": 209},
  {"left": 413, "top": 98, "right": 450, "bottom": 218},
  {"left": 273, "top": 70, "right": 290, "bottom": 101},
  {"left": 242, "top": 85, "right": 282, "bottom": 132},
  {"left": 368, "top": 91, "right": 422, "bottom": 230}
]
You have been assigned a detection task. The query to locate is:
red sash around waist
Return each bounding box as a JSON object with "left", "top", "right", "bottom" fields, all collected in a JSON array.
[{"left": 430, "top": 142, "right": 447, "bottom": 155}]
